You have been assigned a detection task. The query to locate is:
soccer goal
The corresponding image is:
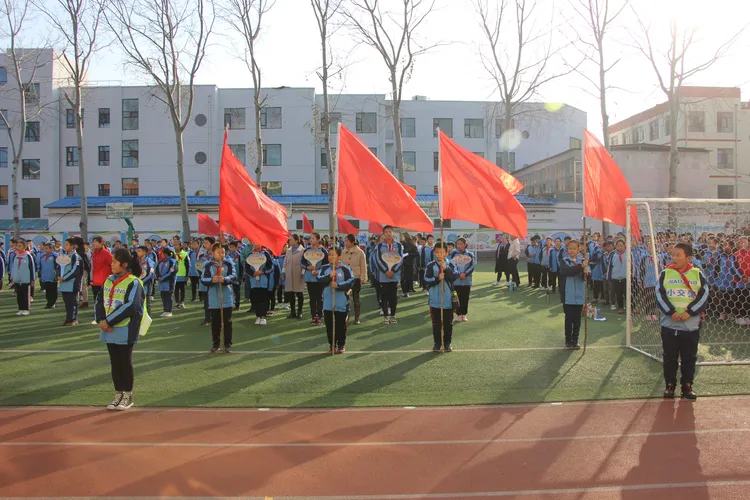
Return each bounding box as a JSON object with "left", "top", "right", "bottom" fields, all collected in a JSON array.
[{"left": 627, "top": 198, "right": 750, "bottom": 365}]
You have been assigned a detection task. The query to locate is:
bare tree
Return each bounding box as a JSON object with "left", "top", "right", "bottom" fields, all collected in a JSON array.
[
  {"left": 311, "top": 0, "right": 345, "bottom": 233},
  {"left": 475, "top": 0, "right": 576, "bottom": 174},
  {"left": 37, "top": 0, "right": 108, "bottom": 241},
  {"left": 633, "top": 13, "right": 743, "bottom": 197},
  {"left": 345, "top": 0, "right": 441, "bottom": 182},
  {"left": 220, "top": 0, "right": 274, "bottom": 185},
  {"left": 105, "top": 0, "right": 214, "bottom": 240}
]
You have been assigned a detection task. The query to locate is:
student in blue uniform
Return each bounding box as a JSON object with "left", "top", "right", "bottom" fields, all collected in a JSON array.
[
  {"left": 369, "top": 235, "right": 383, "bottom": 312},
  {"left": 156, "top": 247, "right": 177, "bottom": 318},
  {"left": 10, "top": 238, "right": 36, "bottom": 315},
  {"left": 246, "top": 243, "right": 274, "bottom": 325},
  {"left": 58, "top": 238, "right": 83, "bottom": 326},
  {"left": 376, "top": 225, "right": 405, "bottom": 324},
  {"left": 525, "top": 235, "right": 541, "bottom": 288},
  {"left": 449, "top": 237, "right": 476, "bottom": 323},
  {"left": 267, "top": 250, "right": 279, "bottom": 316},
  {"left": 201, "top": 243, "right": 236, "bottom": 353},
  {"left": 589, "top": 239, "right": 604, "bottom": 303},
  {"left": 136, "top": 246, "right": 155, "bottom": 314},
  {"left": 420, "top": 234, "right": 435, "bottom": 292},
  {"left": 276, "top": 245, "right": 287, "bottom": 309},
  {"left": 559, "top": 240, "right": 590, "bottom": 349},
  {"left": 188, "top": 239, "right": 201, "bottom": 302},
  {"left": 39, "top": 243, "right": 59, "bottom": 309},
  {"left": 317, "top": 247, "right": 354, "bottom": 354},
  {"left": 539, "top": 237, "right": 554, "bottom": 290},
  {"left": 548, "top": 238, "right": 562, "bottom": 293},
  {"left": 639, "top": 246, "right": 660, "bottom": 321},
  {"left": 198, "top": 237, "right": 214, "bottom": 325},
  {"left": 424, "top": 242, "right": 458, "bottom": 352},
  {"left": 301, "top": 232, "right": 329, "bottom": 326},
  {"left": 227, "top": 241, "right": 243, "bottom": 311},
  {"left": 607, "top": 239, "right": 628, "bottom": 313}
]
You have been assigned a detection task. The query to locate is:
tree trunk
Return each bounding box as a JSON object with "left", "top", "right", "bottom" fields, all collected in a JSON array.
[
  {"left": 320, "top": 29, "right": 335, "bottom": 235},
  {"left": 668, "top": 91, "right": 679, "bottom": 197},
  {"left": 254, "top": 94, "right": 263, "bottom": 185},
  {"left": 504, "top": 103, "right": 513, "bottom": 173},
  {"left": 599, "top": 43, "right": 610, "bottom": 237},
  {"left": 391, "top": 70, "right": 404, "bottom": 182},
  {"left": 11, "top": 156, "right": 20, "bottom": 237},
  {"left": 76, "top": 88, "right": 88, "bottom": 241},
  {"left": 174, "top": 127, "right": 191, "bottom": 240}
]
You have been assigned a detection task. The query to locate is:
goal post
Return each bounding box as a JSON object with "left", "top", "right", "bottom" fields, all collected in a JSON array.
[{"left": 626, "top": 198, "right": 750, "bottom": 365}]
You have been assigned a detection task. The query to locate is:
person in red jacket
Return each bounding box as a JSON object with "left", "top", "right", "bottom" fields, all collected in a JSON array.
[
  {"left": 90, "top": 236, "right": 113, "bottom": 325},
  {"left": 733, "top": 237, "right": 750, "bottom": 324}
]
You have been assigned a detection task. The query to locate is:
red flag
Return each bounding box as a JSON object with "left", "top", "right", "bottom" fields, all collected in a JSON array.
[
  {"left": 439, "top": 131, "right": 527, "bottom": 237},
  {"left": 338, "top": 215, "right": 359, "bottom": 235},
  {"left": 400, "top": 181, "right": 417, "bottom": 199},
  {"left": 197, "top": 213, "right": 220, "bottom": 237},
  {"left": 302, "top": 212, "right": 313, "bottom": 234},
  {"left": 369, "top": 221, "right": 384, "bottom": 234},
  {"left": 583, "top": 130, "right": 641, "bottom": 239},
  {"left": 219, "top": 131, "right": 289, "bottom": 255},
  {"left": 337, "top": 124, "right": 432, "bottom": 232}
]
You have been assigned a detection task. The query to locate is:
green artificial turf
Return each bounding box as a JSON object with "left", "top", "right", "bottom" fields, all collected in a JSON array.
[{"left": 1, "top": 263, "right": 749, "bottom": 407}]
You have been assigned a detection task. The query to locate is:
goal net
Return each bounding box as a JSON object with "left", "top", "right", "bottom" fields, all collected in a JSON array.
[{"left": 627, "top": 198, "right": 750, "bottom": 365}]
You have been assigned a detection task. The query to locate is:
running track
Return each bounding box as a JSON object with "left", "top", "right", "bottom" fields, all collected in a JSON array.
[{"left": 2, "top": 398, "right": 750, "bottom": 499}]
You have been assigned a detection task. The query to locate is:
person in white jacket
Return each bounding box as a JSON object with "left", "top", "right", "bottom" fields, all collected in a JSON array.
[{"left": 507, "top": 236, "right": 521, "bottom": 286}]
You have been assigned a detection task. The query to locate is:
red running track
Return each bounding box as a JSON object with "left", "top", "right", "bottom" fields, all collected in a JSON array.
[{"left": 2, "top": 397, "right": 750, "bottom": 499}]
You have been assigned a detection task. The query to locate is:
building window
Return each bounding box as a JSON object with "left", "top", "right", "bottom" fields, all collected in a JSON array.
[
  {"left": 24, "top": 121, "right": 40, "bottom": 142},
  {"left": 355, "top": 112, "right": 377, "bottom": 133},
  {"left": 261, "top": 181, "right": 282, "bottom": 195},
  {"left": 224, "top": 108, "right": 246, "bottom": 129},
  {"left": 0, "top": 185, "right": 7, "bottom": 205},
  {"left": 433, "top": 185, "right": 439, "bottom": 195},
  {"left": 634, "top": 126, "right": 644, "bottom": 143},
  {"left": 495, "top": 118, "right": 515, "bottom": 138},
  {"left": 508, "top": 152, "right": 516, "bottom": 171},
  {"left": 610, "top": 136, "right": 618, "bottom": 146},
  {"left": 66, "top": 109, "right": 75, "bottom": 128},
  {"left": 262, "top": 144, "right": 282, "bottom": 166},
  {"left": 621, "top": 133, "right": 628, "bottom": 145},
  {"left": 473, "top": 152, "right": 485, "bottom": 159},
  {"left": 433, "top": 151, "right": 439, "bottom": 171},
  {"left": 321, "top": 147, "right": 337, "bottom": 168},
  {"left": 495, "top": 152, "right": 516, "bottom": 171},
  {"left": 434, "top": 219, "right": 450, "bottom": 228},
  {"left": 97, "top": 145, "right": 110, "bottom": 166},
  {"left": 403, "top": 151, "right": 416, "bottom": 171},
  {"left": 321, "top": 183, "right": 328, "bottom": 195},
  {"left": 24, "top": 82, "right": 40, "bottom": 106},
  {"left": 229, "top": 144, "right": 246, "bottom": 165},
  {"left": 0, "top": 109, "right": 7, "bottom": 129},
  {"left": 570, "top": 137, "right": 582, "bottom": 149},
  {"left": 296, "top": 219, "right": 314, "bottom": 230},
  {"left": 0, "top": 147, "right": 6, "bottom": 168},
  {"left": 717, "top": 148, "right": 734, "bottom": 170},
  {"left": 717, "top": 112, "right": 734, "bottom": 133},
  {"left": 369, "top": 147, "right": 377, "bottom": 158},
  {"left": 324, "top": 112, "right": 342, "bottom": 134},
  {"left": 0, "top": 66, "right": 6, "bottom": 85},
  {"left": 260, "top": 106, "right": 282, "bottom": 129},
  {"left": 195, "top": 151, "right": 207, "bottom": 164},
  {"left": 464, "top": 118, "right": 484, "bottom": 138},
  {"left": 122, "top": 98, "right": 139, "bottom": 130},
  {"left": 122, "top": 140, "right": 139, "bottom": 168},
  {"left": 688, "top": 111, "right": 704, "bottom": 133},
  {"left": 401, "top": 117, "right": 416, "bottom": 138},
  {"left": 433, "top": 118, "right": 452, "bottom": 137},
  {"left": 122, "top": 177, "right": 139, "bottom": 195},
  {"left": 22, "top": 198, "right": 40, "bottom": 218},
  {"left": 718, "top": 185, "right": 734, "bottom": 199},
  {"left": 66, "top": 146, "right": 79, "bottom": 166},
  {"left": 98, "top": 183, "right": 110, "bottom": 196},
  {"left": 649, "top": 121, "right": 659, "bottom": 140},
  {"left": 495, "top": 152, "right": 503, "bottom": 167},
  {"left": 195, "top": 189, "right": 206, "bottom": 196},
  {"left": 21, "top": 159, "right": 40, "bottom": 179},
  {"left": 66, "top": 184, "right": 80, "bottom": 196},
  {"left": 99, "top": 108, "right": 110, "bottom": 128}
]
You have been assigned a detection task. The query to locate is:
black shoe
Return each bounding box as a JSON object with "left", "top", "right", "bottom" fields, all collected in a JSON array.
[
  {"left": 287, "top": 313, "right": 298, "bottom": 319},
  {"left": 444, "top": 344, "right": 453, "bottom": 352},
  {"left": 663, "top": 383, "right": 676, "bottom": 399},
  {"left": 200, "top": 321, "right": 211, "bottom": 326},
  {"left": 433, "top": 344, "right": 441, "bottom": 352},
  {"left": 681, "top": 383, "right": 697, "bottom": 400}
]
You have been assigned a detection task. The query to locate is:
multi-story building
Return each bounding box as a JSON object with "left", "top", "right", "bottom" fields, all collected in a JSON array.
[{"left": 608, "top": 86, "right": 750, "bottom": 199}]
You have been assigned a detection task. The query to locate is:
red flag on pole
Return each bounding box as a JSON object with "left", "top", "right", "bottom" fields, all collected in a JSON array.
[
  {"left": 302, "top": 212, "right": 313, "bottom": 234},
  {"left": 338, "top": 215, "right": 359, "bottom": 235},
  {"left": 369, "top": 221, "right": 384, "bottom": 234},
  {"left": 197, "top": 213, "right": 220, "bottom": 237},
  {"left": 400, "top": 181, "right": 417, "bottom": 199},
  {"left": 219, "top": 131, "right": 289, "bottom": 255},
  {"left": 337, "top": 124, "right": 433, "bottom": 233},
  {"left": 583, "top": 130, "right": 641, "bottom": 238},
  {"left": 439, "top": 131, "right": 528, "bottom": 237}
]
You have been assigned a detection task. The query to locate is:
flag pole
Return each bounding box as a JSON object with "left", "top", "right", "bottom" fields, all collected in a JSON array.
[
  {"left": 437, "top": 127, "right": 446, "bottom": 352},
  {"left": 218, "top": 125, "right": 229, "bottom": 350},
  {"left": 330, "top": 121, "right": 342, "bottom": 356},
  {"left": 581, "top": 151, "right": 589, "bottom": 355}
]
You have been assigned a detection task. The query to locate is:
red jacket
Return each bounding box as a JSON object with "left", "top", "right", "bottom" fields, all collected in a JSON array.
[
  {"left": 91, "top": 247, "right": 113, "bottom": 286},
  {"left": 734, "top": 249, "right": 750, "bottom": 281}
]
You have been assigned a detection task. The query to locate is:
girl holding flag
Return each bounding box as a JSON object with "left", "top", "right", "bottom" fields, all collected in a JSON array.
[
  {"left": 449, "top": 237, "right": 475, "bottom": 323},
  {"left": 317, "top": 246, "right": 354, "bottom": 354},
  {"left": 201, "top": 243, "right": 236, "bottom": 353},
  {"left": 424, "top": 242, "right": 458, "bottom": 352},
  {"left": 59, "top": 238, "right": 83, "bottom": 326},
  {"left": 559, "top": 240, "right": 590, "bottom": 349}
]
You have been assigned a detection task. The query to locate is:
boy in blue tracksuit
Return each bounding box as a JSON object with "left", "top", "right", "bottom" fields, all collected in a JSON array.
[
  {"left": 449, "top": 237, "right": 475, "bottom": 322},
  {"left": 540, "top": 237, "right": 554, "bottom": 290},
  {"left": 227, "top": 241, "right": 244, "bottom": 311},
  {"left": 0, "top": 243, "right": 6, "bottom": 291},
  {"left": 246, "top": 244, "right": 274, "bottom": 325},
  {"left": 155, "top": 247, "right": 177, "bottom": 317},
  {"left": 589, "top": 240, "right": 604, "bottom": 303},
  {"left": 317, "top": 247, "right": 354, "bottom": 353},
  {"left": 376, "top": 225, "right": 405, "bottom": 324},
  {"left": 10, "top": 238, "right": 36, "bottom": 315},
  {"left": 59, "top": 238, "right": 83, "bottom": 326},
  {"left": 201, "top": 243, "right": 236, "bottom": 353},
  {"left": 136, "top": 246, "right": 155, "bottom": 313},
  {"left": 525, "top": 236, "right": 541, "bottom": 288},
  {"left": 39, "top": 243, "right": 59, "bottom": 308},
  {"left": 369, "top": 236, "right": 383, "bottom": 311},
  {"left": 419, "top": 234, "right": 435, "bottom": 292},
  {"left": 267, "top": 252, "right": 279, "bottom": 316},
  {"left": 714, "top": 245, "right": 741, "bottom": 321},
  {"left": 301, "top": 232, "right": 329, "bottom": 325},
  {"left": 198, "top": 237, "right": 214, "bottom": 325},
  {"left": 639, "top": 248, "right": 660, "bottom": 321},
  {"left": 548, "top": 238, "right": 562, "bottom": 293},
  {"left": 188, "top": 239, "right": 201, "bottom": 302},
  {"left": 607, "top": 239, "right": 628, "bottom": 313},
  {"left": 424, "top": 242, "right": 459, "bottom": 352},
  {"left": 559, "top": 240, "right": 590, "bottom": 349}
]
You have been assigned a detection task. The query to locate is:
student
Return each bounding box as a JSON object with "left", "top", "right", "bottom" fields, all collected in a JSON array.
[
  {"left": 493, "top": 235, "right": 509, "bottom": 286},
  {"left": 341, "top": 234, "right": 367, "bottom": 325},
  {"left": 317, "top": 247, "right": 354, "bottom": 353},
  {"left": 607, "top": 239, "right": 628, "bottom": 313},
  {"left": 525, "top": 236, "right": 541, "bottom": 288},
  {"left": 227, "top": 241, "right": 243, "bottom": 311},
  {"left": 201, "top": 243, "right": 236, "bottom": 353},
  {"left": 90, "top": 236, "right": 113, "bottom": 312},
  {"left": 449, "top": 237, "right": 475, "bottom": 323},
  {"left": 548, "top": 238, "right": 562, "bottom": 293},
  {"left": 77, "top": 238, "right": 91, "bottom": 308},
  {"left": 400, "top": 232, "right": 418, "bottom": 298},
  {"left": 714, "top": 242, "right": 741, "bottom": 322},
  {"left": 507, "top": 235, "right": 521, "bottom": 286},
  {"left": 640, "top": 245, "right": 660, "bottom": 321},
  {"left": 540, "top": 237, "right": 554, "bottom": 290},
  {"left": 156, "top": 247, "right": 177, "bottom": 318},
  {"left": 283, "top": 234, "right": 306, "bottom": 319},
  {"left": 424, "top": 242, "right": 458, "bottom": 352},
  {"left": 376, "top": 226, "right": 405, "bottom": 324},
  {"left": 59, "top": 238, "right": 83, "bottom": 326},
  {"left": 97, "top": 248, "right": 147, "bottom": 411},
  {"left": 197, "top": 237, "right": 214, "bottom": 326},
  {"left": 276, "top": 244, "right": 288, "bottom": 309},
  {"left": 246, "top": 243, "right": 274, "bottom": 325},
  {"left": 0, "top": 241, "right": 5, "bottom": 292},
  {"left": 188, "top": 239, "right": 201, "bottom": 302},
  {"left": 173, "top": 241, "right": 190, "bottom": 309},
  {"left": 601, "top": 240, "right": 614, "bottom": 307},
  {"left": 370, "top": 235, "right": 383, "bottom": 313},
  {"left": 559, "top": 240, "right": 590, "bottom": 349},
  {"left": 267, "top": 250, "right": 278, "bottom": 316},
  {"left": 656, "top": 243, "right": 709, "bottom": 399},
  {"left": 10, "top": 238, "right": 36, "bottom": 316},
  {"left": 136, "top": 246, "right": 155, "bottom": 314},
  {"left": 589, "top": 239, "right": 604, "bottom": 303},
  {"left": 301, "top": 232, "right": 329, "bottom": 325},
  {"left": 39, "top": 243, "right": 59, "bottom": 309}
]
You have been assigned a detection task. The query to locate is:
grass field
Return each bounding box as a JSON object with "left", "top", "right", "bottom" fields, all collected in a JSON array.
[{"left": 1, "top": 263, "right": 750, "bottom": 408}]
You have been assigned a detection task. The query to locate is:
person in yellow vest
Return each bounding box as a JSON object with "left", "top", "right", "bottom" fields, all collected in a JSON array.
[
  {"left": 95, "top": 248, "right": 148, "bottom": 411},
  {"left": 173, "top": 241, "right": 190, "bottom": 309},
  {"left": 656, "top": 242, "right": 710, "bottom": 400}
]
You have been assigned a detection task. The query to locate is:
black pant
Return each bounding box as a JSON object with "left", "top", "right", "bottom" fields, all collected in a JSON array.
[
  {"left": 507, "top": 259, "right": 520, "bottom": 285},
  {"left": 381, "top": 282, "right": 398, "bottom": 317},
  {"left": 454, "top": 285, "right": 471, "bottom": 316},
  {"left": 91, "top": 285, "right": 102, "bottom": 306},
  {"left": 251, "top": 287, "right": 270, "bottom": 318},
  {"left": 200, "top": 291, "right": 210, "bottom": 321},
  {"left": 351, "top": 279, "right": 362, "bottom": 319},
  {"left": 210, "top": 307, "right": 233, "bottom": 348},
  {"left": 548, "top": 272, "right": 558, "bottom": 292},
  {"left": 563, "top": 304, "right": 583, "bottom": 345},
  {"left": 373, "top": 280, "right": 382, "bottom": 307},
  {"left": 44, "top": 281, "right": 58, "bottom": 307},
  {"left": 233, "top": 283, "right": 241, "bottom": 308},
  {"left": 107, "top": 343, "right": 134, "bottom": 392},
  {"left": 324, "top": 310, "right": 347, "bottom": 349},
  {"left": 62, "top": 291, "right": 78, "bottom": 322},
  {"left": 527, "top": 262, "right": 534, "bottom": 285},
  {"left": 190, "top": 276, "right": 199, "bottom": 301},
  {"left": 661, "top": 327, "right": 699, "bottom": 387},
  {"left": 401, "top": 260, "right": 415, "bottom": 294},
  {"left": 161, "top": 291, "right": 173, "bottom": 312},
  {"left": 269, "top": 287, "right": 276, "bottom": 311},
  {"left": 613, "top": 279, "right": 626, "bottom": 309},
  {"left": 430, "top": 307, "right": 454, "bottom": 346},
  {"left": 16, "top": 283, "right": 30, "bottom": 310},
  {"left": 285, "top": 291, "right": 304, "bottom": 316},
  {"left": 175, "top": 281, "right": 186, "bottom": 304},
  {"left": 306, "top": 281, "right": 323, "bottom": 319},
  {"left": 593, "top": 280, "right": 603, "bottom": 301},
  {"left": 277, "top": 285, "right": 284, "bottom": 304},
  {"left": 541, "top": 268, "right": 549, "bottom": 288}
]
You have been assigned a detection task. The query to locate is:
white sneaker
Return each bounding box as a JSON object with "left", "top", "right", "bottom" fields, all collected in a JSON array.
[
  {"left": 610, "top": 305, "right": 617, "bottom": 311},
  {"left": 164, "top": 312, "right": 173, "bottom": 318},
  {"left": 107, "top": 392, "right": 123, "bottom": 410},
  {"left": 90, "top": 320, "right": 98, "bottom": 325},
  {"left": 491, "top": 281, "right": 499, "bottom": 286},
  {"left": 29, "top": 297, "right": 33, "bottom": 302},
  {"left": 506, "top": 282, "right": 511, "bottom": 287},
  {"left": 255, "top": 318, "right": 261, "bottom": 325},
  {"left": 384, "top": 317, "right": 390, "bottom": 324},
  {"left": 463, "top": 315, "right": 469, "bottom": 322},
  {"left": 116, "top": 392, "right": 133, "bottom": 410},
  {"left": 259, "top": 318, "right": 267, "bottom": 325},
  {"left": 15, "top": 311, "right": 23, "bottom": 316},
  {"left": 379, "top": 310, "right": 384, "bottom": 316},
  {"left": 735, "top": 318, "right": 747, "bottom": 326},
  {"left": 21, "top": 310, "right": 29, "bottom": 316}
]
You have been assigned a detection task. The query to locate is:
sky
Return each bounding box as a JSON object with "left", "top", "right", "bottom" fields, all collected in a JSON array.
[{"left": 12, "top": 0, "right": 750, "bottom": 140}]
